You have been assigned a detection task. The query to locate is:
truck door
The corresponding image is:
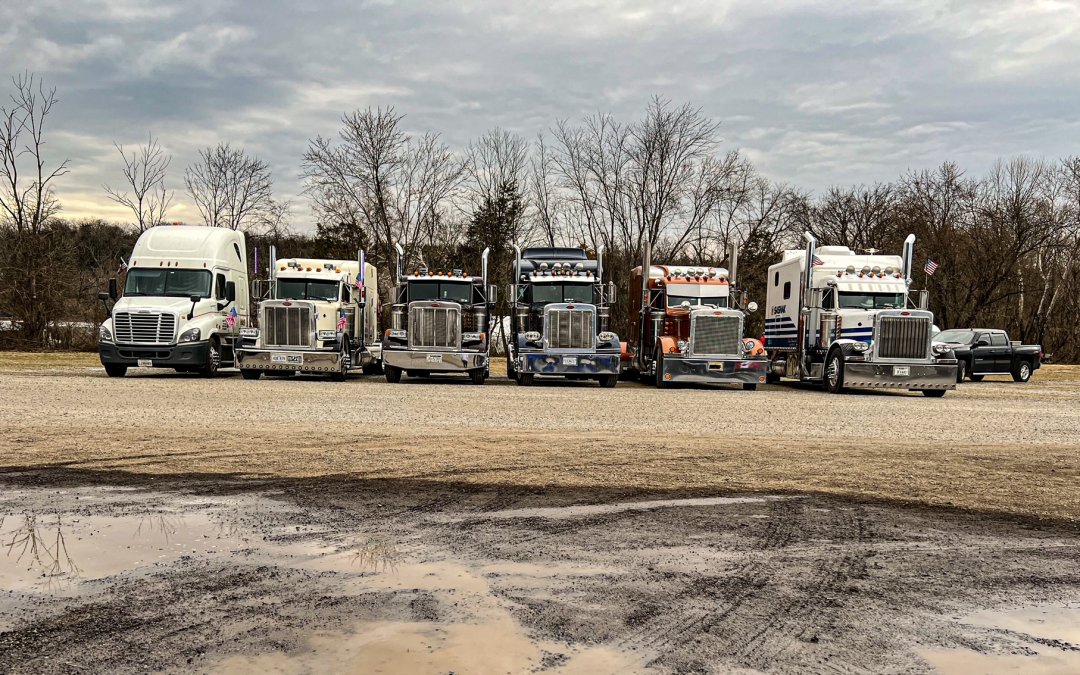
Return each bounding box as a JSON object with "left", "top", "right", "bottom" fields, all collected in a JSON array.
[
  {"left": 989, "top": 332, "right": 1009, "bottom": 372},
  {"left": 972, "top": 333, "right": 993, "bottom": 373}
]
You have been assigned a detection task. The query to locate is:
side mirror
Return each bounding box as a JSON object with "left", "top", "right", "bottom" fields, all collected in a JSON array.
[
  {"left": 225, "top": 281, "right": 236, "bottom": 303},
  {"left": 976, "top": 339, "right": 990, "bottom": 347},
  {"left": 108, "top": 278, "right": 118, "bottom": 300},
  {"left": 98, "top": 292, "right": 110, "bottom": 301},
  {"left": 747, "top": 301, "right": 759, "bottom": 314},
  {"left": 809, "top": 288, "right": 824, "bottom": 309},
  {"left": 487, "top": 284, "right": 498, "bottom": 305},
  {"left": 189, "top": 295, "right": 201, "bottom": 304}
]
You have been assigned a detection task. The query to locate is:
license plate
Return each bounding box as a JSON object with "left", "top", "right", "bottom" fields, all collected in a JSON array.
[
  {"left": 893, "top": 366, "right": 910, "bottom": 377},
  {"left": 426, "top": 354, "right": 442, "bottom": 363},
  {"left": 137, "top": 359, "right": 153, "bottom": 368},
  {"left": 271, "top": 354, "right": 303, "bottom": 365},
  {"left": 562, "top": 356, "right": 578, "bottom": 366}
]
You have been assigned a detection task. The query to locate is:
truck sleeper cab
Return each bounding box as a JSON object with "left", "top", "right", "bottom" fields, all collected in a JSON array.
[
  {"left": 98, "top": 226, "right": 249, "bottom": 378},
  {"left": 235, "top": 251, "right": 380, "bottom": 381},
  {"left": 381, "top": 244, "right": 495, "bottom": 385},
  {"left": 627, "top": 243, "right": 767, "bottom": 390},
  {"left": 507, "top": 246, "right": 620, "bottom": 388},
  {"left": 765, "top": 233, "right": 957, "bottom": 396}
]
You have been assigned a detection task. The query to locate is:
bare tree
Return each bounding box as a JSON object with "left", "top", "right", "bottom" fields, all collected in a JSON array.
[
  {"left": 466, "top": 128, "right": 528, "bottom": 208},
  {"left": 0, "top": 73, "right": 69, "bottom": 234},
  {"left": 104, "top": 133, "right": 172, "bottom": 232},
  {"left": 184, "top": 143, "right": 274, "bottom": 230}
]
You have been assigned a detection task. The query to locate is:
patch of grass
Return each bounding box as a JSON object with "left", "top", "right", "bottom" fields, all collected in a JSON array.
[{"left": 0, "top": 352, "right": 99, "bottom": 370}]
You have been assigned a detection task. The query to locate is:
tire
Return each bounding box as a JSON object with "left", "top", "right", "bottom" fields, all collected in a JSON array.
[
  {"left": 922, "top": 389, "right": 947, "bottom": 398},
  {"left": 598, "top": 374, "right": 618, "bottom": 388},
  {"left": 766, "top": 371, "right": 781, "bottom": 384},
  {"left": 104, "top": 364, "right": 127, "bottom": 378},
  {"left": 199, "top": 338, "right": 220, "bottom": 378},
  {"left": 824, "top": 350, "right": 845, "bottom": 394},
  {"left": 361, "top": 361, "right": 383, "bottom": 376},
  {"left": 742, "top": 383, "right": 758, "bottom": 391},
  {"left": 469, "top": 369, "right": 486, "bottom": 385},
  {"left": 506, "top": 355, "right": 517, "bottom": 379},
  {"left": 240, "top": 369, "right": 261, "bottom": 380},
  {"left": 517, "top": 372, "right": 534, "bottom": 386},
  {"left": 956, "top": 360, "right": 967, "bottom": 383},
  {"left": 331, "top": 348, "right": 350, "bottom": 382},
  {"left": 384, "top": 365, "right": 402, "bottom": 383},
  {"left": 1011, "top": 360, "right": 1032, "bottom": 383},
  {"left": 969, "top": 374, "right": 984, "bottom": 382},
  {"left": 654, "top": 350, "right": 668, "bottom": 388}
]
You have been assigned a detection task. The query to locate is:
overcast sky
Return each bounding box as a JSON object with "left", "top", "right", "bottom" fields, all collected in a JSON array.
[{"left": 2, "top": 0, "right": 1078, "bottom": 228}]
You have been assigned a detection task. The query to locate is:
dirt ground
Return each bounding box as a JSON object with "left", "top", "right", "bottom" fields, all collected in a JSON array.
[{"left": 1, "top": 356, "right": 1078, "bottom": 673}]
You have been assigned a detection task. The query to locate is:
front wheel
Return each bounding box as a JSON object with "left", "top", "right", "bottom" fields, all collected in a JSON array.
[
  {"left": 654, "top": 350, "right": 668, "bottom": 388},
  {"left": 199, "top": 338, "right": 220, "bottom": 378},
  {"left": 240, "top": 369, "right": 261, "bottom": 380},
  {"left": 598, "top": 374, "right": 618, "bottom": 388},
  {"left": 1012, "top": 361, "right": 1032, "bottom": 383},
  {"left": 956, "top": 360, "right": 967, "bottom": 383},
  {"left": 384, "top": 365, "right": 402, "bottom": 383},
  {"left": 824, "top": 350, "right": 845, "bottom": 394},
  {"left": 969, "top": 374, "right": 984, "bottom": 382},
  {"left": 516, "top": 372, "right": 534, "bottom": 386},
  {"left": 104, "top": 364, "right": 127, "bottom": 378},
  {"left": 742, "top": 383, "right": 758, "bottom": 391},
  {"left": 469, "top": 369, "right": 486, "bottom": 385},
  {"left": 922, "top": 389, "right": 947, "bottom": 398}
]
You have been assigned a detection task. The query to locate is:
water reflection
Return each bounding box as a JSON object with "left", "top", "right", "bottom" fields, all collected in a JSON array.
[
  {"left": 349, "top": 535, "right": 401, "bottom": 573},
  {"left": 1, "top": 514, "right": 82, "bottom": 590}
]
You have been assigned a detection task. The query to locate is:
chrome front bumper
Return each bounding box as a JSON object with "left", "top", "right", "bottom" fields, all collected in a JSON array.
[
  {"left": 519, "top": 352, "right": 620, "bottom": 376},
  {"left": 235, "top": 348, "right": 344, "bottom": 373},
  {"left": 843, "top": 361, "right": 958, "bottom": 390},
  {"left": 660, "top": 356, "right": 769, "bottom": 385},
  {"left": 382, "top": 348, "right": 487, "bottom": 372}
]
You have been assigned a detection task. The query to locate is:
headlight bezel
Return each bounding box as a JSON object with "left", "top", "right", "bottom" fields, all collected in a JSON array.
[
  {"left": 851, "top": 341, "right": 869, "bottom": 353},
  {"left": 178, "top": 327, "right": 202, "bottom": 343},
  {"left": 99, "top": 325, "right": 112, "bottom": 342},
  {"left": 388, "top": 328, "right": 407, "bottom": 340},
  {"left": 524, "top": 331, "right": 541, "bottom": 342},
  {"left": 597, "top": 331, "right": 618, "bottom": 343}
]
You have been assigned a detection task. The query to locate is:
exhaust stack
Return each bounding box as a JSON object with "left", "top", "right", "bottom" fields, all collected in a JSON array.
[
  {"left": 901, "top": 234, "right": 916, "bottom": 284},
  {"left": 802, "top": 231, "right": 817, "bottom": 307},
  {"left": 394, "top": 243, "right": 404, "bottom": 284},
  {"left": 729, "top": 242, "right": 739, "bottom": 287}
]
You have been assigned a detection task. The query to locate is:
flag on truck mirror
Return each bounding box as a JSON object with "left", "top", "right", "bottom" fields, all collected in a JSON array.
[
  {"left": 117, "top": 257, "right": 128, "bottom": 275},
  {"left": 336, "top": 311, "right": 347, "bottom": 331},
  {"left": 225, "top": 307, "right": 238, "bottom": 328},
  {"left": 812, "top": 255, "right": 825, "bottom": 266},
  {"left": 924, "top": 259, "right": 939, "bottom": 276}
]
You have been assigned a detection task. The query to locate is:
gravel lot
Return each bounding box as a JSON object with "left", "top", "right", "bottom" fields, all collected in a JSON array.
[{"left": 0, "top": 356, "right": 1078, "bottom": 673}]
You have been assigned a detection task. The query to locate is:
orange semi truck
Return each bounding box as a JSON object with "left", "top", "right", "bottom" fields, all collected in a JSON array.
[{"left": 624, "top": 243, "right": 768, "bottom": 389}]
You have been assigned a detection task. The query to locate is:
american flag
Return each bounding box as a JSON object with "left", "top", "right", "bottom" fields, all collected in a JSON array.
[
  {"left": 336, "top": 311, "right": 347, "bottom": 331},
  {"left": 924, "top": 259, "right": 939, "bottom": 276},
  {"left": 117, "top": 257, "right": 128, "bottom": 275},
  {"left": 225, "top": 307, "right": 238, "bottom": 328},
  {"left": 812, "top": 255, "right": 825, "bottom": 267}
]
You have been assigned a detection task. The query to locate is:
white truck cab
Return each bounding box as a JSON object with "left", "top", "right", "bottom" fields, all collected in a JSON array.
[{"left": 98, "top": 226, "right": 249, "bottom": 377}]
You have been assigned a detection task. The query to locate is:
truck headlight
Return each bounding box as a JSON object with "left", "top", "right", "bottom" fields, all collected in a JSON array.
[
  {"left": 178, "top": 327, "right": 201, "bottom": 343},
  {"left": 99, "top": 325, "right": 112, "bottom": 342},
  {"left": 676, "top": 339, "right": 687, "bottom": 352},
  {"left": 851, "top": 342, "right": 869, "bottom": 352},
  {"left": 317, "top": 330, "right": 337, "bottom": 340},
  {"left": 598, "top": 331, "right": 617, "bottom": 342},
  {"left": 462, "top": 332, "right": 482, "bottom": 342},
  {"left": 932, "top": 343, "right": 951, "bottom": 356},
  {"left": 388, "top": 329, "right": 407, "bottom": 339},
  {"left": 239, "top": 327, "right": 259, "bottom": 339},
  {"left": 524, "top": 331, "right": 541, "bottom": 342}
]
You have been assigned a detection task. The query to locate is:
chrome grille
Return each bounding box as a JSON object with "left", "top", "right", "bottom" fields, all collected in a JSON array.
[
  {"left": 114, "top": 311, "right": 176, "bottom": 345},
  {"left": 263, "top": 304, "right": 314, "bottom": 347},
  {"left": 409, "top": 304, "right": 461, "bottom": 349},
  {"left": 545, "top": 307, "right": 594, "bottom": 349},
  {"left": 877, "top": 316, "right": 930, "bottom": 359},
  {"left": 691, "top": 314, "right": 742, "bottom": 355}
]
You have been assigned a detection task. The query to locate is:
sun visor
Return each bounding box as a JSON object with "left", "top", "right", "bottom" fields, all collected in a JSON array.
[{"left": 834, "top": 280, "right": 907, "bottom": 293}]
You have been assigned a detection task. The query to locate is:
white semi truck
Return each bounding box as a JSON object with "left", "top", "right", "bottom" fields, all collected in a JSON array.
[
  {"left": 764, "top": 233, "right": 958, "bottom": 396},
  {"left": 98, "top": 225, "right": 250, "bottom": 377},
  {"left": 235, "top": 249, "right": 380, "bottom": 380}
]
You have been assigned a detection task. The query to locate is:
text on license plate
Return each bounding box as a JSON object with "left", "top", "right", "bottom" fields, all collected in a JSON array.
[
  {"left": 426, "top": 354, "right": 442, "bottom": 363},
  {"left": 271, "top": 354, "right": 303, "bottom": 365},
  {"left": 137, "top": 359, "right": 153, "bottom": 368},
  {"left": 562, "top": 356, "right": 578, "bottom": 366},
  {"left": 893, "top": 366, "right": 910, "bottom": 377}
]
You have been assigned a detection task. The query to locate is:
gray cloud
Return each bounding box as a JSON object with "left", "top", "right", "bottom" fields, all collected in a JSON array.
[{"left": 2, "top": 0, "right": 1078, "bottom": 227}]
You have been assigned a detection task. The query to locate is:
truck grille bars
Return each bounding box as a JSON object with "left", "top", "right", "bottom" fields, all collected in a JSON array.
[
  {"left": 263, "top": 304, "right": 314, "bottom": 348},
  {"left": 410, "top": 304, "right": 461, "bottom": 349},
  {"left": 690, "top": 314, "right": 742, "bottom": 356},
  {"left": 877, "top": 316, "right": 931, "bottom": 360},
  {"left": 545, "top": 307, "right": 595, "bottom": 349},
  {"left": 113, "top": 311, "right": 177, "bottom": 345}
]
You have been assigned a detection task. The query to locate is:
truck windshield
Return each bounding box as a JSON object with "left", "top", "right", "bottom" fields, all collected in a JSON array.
[
  {"left": 409, "top": 281, "right": 471, "bottom": 304},
  {"left": 837, "top": 292, "right": 905, "bottom": 309},
  {"left": 124, "top": 269, "right": 211, "bottom": 298},
  {"left": 936, "top": 329, "right": 975, "bottom": 344},
  {"left": 276, "top": 279, "right": 339, "bottom": 301},
  {"left": 528, "top": 283, "right": 594, "bottom": 304},
  {"left": 667, "top": 294, "right": 728, "bottom": 308}
]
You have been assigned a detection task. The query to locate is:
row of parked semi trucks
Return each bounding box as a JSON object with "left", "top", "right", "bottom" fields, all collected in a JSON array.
[{"left": 98, "top": 226, "right": 969, "bottom": 396}]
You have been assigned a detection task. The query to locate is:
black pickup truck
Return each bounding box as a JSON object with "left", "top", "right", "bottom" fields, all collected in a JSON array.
[{"left": 935, "top": 328, "right": 1043, "bottom": 383}]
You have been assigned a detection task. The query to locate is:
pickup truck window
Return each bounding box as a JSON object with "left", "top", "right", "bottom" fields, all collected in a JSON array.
[
  {"left": 936, "top": 329, "right": 974, "bottom": 344},
  {"left": 991, "top": 333, "right": 1007, "bottom": 347}
]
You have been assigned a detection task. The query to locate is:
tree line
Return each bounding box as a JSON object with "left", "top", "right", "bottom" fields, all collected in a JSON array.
[{"left": 2, "top": 75, "right": 1078, "bottom": 360}]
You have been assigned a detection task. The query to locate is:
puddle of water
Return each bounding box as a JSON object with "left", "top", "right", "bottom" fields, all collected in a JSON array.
[
  {"left": 458, "top": 495, "right": 784, "bottom": 521},
  {"left": 922, "top": 605, "right": 1080, "bottom": 675}
]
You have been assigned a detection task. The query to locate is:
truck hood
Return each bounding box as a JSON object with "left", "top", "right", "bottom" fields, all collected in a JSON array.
[{"left": 113, "top": 296, "right": 206, "bottom": 315}]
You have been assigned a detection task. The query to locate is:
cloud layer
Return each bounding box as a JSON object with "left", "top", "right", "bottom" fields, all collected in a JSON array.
[{"left": 2, "top": 0, "right": 1078, "bottom": 227}]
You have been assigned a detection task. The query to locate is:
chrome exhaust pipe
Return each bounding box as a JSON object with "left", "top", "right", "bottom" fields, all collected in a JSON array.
[
  {"left": 802, "top": 231, "right": 817, "bottom": 307},
  {"left": 901, "top": 233, "right": 916, "bottom": 283},
  {"left": 394, "top": 242, "right": 404, "bottom": 284}
]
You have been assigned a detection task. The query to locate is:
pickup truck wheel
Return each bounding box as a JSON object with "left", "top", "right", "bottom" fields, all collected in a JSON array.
[
  {"left": 199, "top": 338, "right": 220, "bottom": 378},
  {"left": 104, "top": 364, "right": 127, "bottom": 378},
  {"left": 384, "top": 365, "right": 402, "bottom": 383},
  {"left": 969, "top": 374, "right": 983, "bottom": 382},
  {"left": 921, "top": 389, "right": 947, "bottom": 397},
  {"left": 598, "top": 374, "right": 618, "bottom": 388},
  {"left": 1012, "top": 361, "right": 1032, "bottom": 383},
  {"left": 956, "top": 360, "right": 967, "bottom": 383},
  {"left": 469, "top": 369, "right": 486, "bottom": 385},
  {"left": 240, "top": 369, "right": 261, "bottom": 380},
  {"left": 824, "top": 350, "right": 845, "bottom": 394}
]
